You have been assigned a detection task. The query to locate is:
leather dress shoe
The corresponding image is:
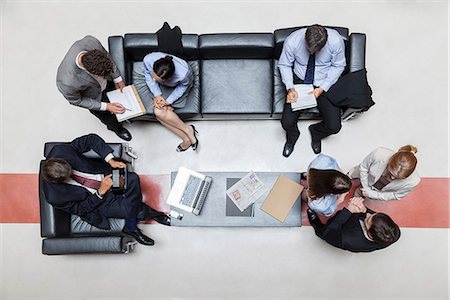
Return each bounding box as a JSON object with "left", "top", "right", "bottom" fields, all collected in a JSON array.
[
  {"left": 122, "top": 227, "right": 154, "bottom": 246},
  {"left": 114, "top": 127, "right": 132, "bottom": 141},
  {"left": 311, "top": 139, "right": 321, "bottom": 154},
  {"left": 282, "top": 142, "right": 295, "bottom": 157},
  {"left": 154, "top": 215, "right": 171, "bottom": 226}
]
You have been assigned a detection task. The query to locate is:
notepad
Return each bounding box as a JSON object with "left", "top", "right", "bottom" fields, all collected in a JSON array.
[
  {"left": 260, "top": 175, "right": 303, "bottom": 222},
  {"left": 107, "top": 85, "right": 146, "bottom": 122},
  {"left": 291, "top": 84, "right": 317, "bottom": 111}
]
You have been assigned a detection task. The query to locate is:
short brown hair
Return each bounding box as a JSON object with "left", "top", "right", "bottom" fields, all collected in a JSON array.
[
  {"left": 42, "top": 158, "right": 72, "bottom": 183},
  {"left": 387, "top": 145, "right": 418, "bottom": 179},
  {"left": 81, "top": 49, "right": 114, "bottom": 77},
  {"left": 368, "top": 213, "right": 401, "bottom": 246},
  {"left": 305, "top": 24, "right": 328, "bottom": 53}
]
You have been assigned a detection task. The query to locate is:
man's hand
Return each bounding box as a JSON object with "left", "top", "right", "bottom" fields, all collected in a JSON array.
[
  {"left": 98, "top": 174, "right": 113, "bottom": 196},
  {"left": 106, "top": 103, "right": 126, "bottom": 114},
  {"left": 347, "top": 197, "right": 367, "bottom": 213},
  {"left": 286, "top": 89, "right": 298, "bottom": 103},
  {"left": 309, "top": 87, "right": 324, "bottom": 99},
  {"left": 108, "top": 159, "right": 126, "bottom": 169},
  {"left": 115, "top": 81, "right": 125, "bottom": 93}
]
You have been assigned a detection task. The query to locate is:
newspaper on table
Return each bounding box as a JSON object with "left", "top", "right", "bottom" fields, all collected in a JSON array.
[{"left": 226, "top": 172, "right": 267, "bottom": 212}]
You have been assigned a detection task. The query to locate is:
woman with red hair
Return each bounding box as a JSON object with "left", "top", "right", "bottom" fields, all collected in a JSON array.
[{"left": 349, "top": 145, "right": 421, "bottom": 200}]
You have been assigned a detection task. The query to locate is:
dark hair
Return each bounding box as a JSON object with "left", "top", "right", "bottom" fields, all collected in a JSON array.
[
  {"left": 305, "top": 24, "right": 328, "bottom": 53},
  {"left": 308, "top": 168, "right": 352, "bottom": 200},
  {"left": 42, "top": 158, "right": 72, "bottom": 184},
  {"left": 153, "top": 56, "right": 175, "bottom": 80},
  {"left": 368, "top": 213, "right": 401, "bottom": 246},
  {"left": 81, "top": 49, "right": 114, "bottom": 77}
]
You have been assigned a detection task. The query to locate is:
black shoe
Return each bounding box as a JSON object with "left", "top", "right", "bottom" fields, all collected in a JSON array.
[
  {"left": 122, "top": 227, "right": 154, "bottom": 246},
  {"left": 191, "top": 125, "right": 199, "bottom": 151},
  {"left": 176, "top": 143, "right": 192, "bottom": 152},
  {"left": 114, "top": 127, "right": 132, "bottom": 141},
  {"left": 311, "top": 139, "right": 321, "bottom": 154},
  {"left": 154, "top": 215, "right": 171, "bottom": 226},
  {"left": 282, "top": 142, "right": 295, "bottom": 157}
]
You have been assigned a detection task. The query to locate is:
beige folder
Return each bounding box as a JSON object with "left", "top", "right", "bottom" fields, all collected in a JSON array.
[{"left": 260, "top": 175, "right": 303, "bottom": 222}]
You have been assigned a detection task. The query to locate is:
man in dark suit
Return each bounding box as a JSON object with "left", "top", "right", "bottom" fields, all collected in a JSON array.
[
  {"left": 56, "top": 35, "right": 132, "bottom": 141},
  {"left": 42, "top": 134, "right": 170, "bottom": 246},
  {"left": 307, "top": 197, "right": 401, "bottom": 252}
]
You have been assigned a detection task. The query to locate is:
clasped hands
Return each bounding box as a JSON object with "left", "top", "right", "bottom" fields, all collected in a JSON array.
[
  {"left": 347, "top": 197, "right": 367, "bottom": 214},
  {"left": 97, "top": 159, "right": 126, "bottom": 196},
  {"left": 152, "top": 96, "right": 172, "bottom": 111},
  {"left": 286, "top": 87, "right": 324, "bottom": 103}
]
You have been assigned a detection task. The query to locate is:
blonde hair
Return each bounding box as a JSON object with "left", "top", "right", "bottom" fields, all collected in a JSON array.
[{"left": 387, "top": 145, "right": 418, "bottom": 179}]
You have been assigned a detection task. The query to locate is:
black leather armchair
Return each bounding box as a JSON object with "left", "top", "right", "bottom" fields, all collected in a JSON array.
[
  {"left": 108, "top": 25, "right": 367, "bottom": 121},
  {"left": 39, "top": 142, "right": 138, "bottom": 255}
]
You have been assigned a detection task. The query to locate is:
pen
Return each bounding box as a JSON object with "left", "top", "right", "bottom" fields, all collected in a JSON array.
[{"left": 124, "top": 107, "right": 132, "bottom": 111}]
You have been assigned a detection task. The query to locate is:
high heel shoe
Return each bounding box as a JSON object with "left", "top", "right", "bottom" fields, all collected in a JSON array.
[
  {"left": 191, "top": 125, "right": 199, "bottom": 151},
  {"left": 176, "top": 143, "right": 192, "bottom": 152}
]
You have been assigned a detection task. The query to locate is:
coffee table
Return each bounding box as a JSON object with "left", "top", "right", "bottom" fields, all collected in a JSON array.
[{"left": 170, "top": 172, "right": 302, "bottom": 227}]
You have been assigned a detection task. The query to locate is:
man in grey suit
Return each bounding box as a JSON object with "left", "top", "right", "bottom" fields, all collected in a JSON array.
[{"left": 57, "top": 35, "right": 132, "bottom": 141}]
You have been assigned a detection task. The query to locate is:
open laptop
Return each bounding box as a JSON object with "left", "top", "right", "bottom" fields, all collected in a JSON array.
[{"left": 167, "top": 167, "right": 212, "bottom": 215}]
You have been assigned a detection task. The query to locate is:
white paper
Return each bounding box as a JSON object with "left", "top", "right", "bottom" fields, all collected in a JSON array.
[
  {"left": 291, "top": 84, "right": 317, "bottom": 111},
  {"left": 226, "top": 172, "right": 267, "bottom": 212},
  {"left": 106, "top": 85, "right": 145, "bottom": 122}
]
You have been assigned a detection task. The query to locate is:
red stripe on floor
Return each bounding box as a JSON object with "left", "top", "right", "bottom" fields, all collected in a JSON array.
[{"left": 0, "top": 174, "right": 448, "bottom": 228}]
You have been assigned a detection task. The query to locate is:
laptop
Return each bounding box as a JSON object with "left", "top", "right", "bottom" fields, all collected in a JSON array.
[{"left": 167, "top": 167, "right": 212, "bottom": 215}]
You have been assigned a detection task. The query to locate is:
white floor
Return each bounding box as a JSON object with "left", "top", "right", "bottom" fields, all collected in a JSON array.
[{"left": 0, "top": 1, "right": 449, "bottom": 299}]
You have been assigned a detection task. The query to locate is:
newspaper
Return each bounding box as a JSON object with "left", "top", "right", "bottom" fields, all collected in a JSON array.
[{"left": 226, "top": 172, "right": 267, "bottom": 212}]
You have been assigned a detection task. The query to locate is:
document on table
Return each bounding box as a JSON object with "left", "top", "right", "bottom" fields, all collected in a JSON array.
[
  {"left": 226, "top": 172, "right": 267, "bottom": 212},
  {"left": 106, "top": 85, "right": 146, "bottom": 122},
  {"left": 291, "top": 84, "right": 317, "bottom": 111}
]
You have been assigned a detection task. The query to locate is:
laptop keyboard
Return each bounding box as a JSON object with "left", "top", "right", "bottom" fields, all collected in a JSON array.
[{"left": 181, "top": 176, "right": 202, "bottom": 206}]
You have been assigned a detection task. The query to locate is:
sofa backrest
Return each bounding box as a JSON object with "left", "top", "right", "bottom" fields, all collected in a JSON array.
[
  {"left": 123, "top": 33, "right": 200, "bottom": 61},
  {"left": 199, "top": 33, "right": 274, "bottom": 59}
]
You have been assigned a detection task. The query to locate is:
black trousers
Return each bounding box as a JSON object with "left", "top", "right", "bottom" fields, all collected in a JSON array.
[
  {"left": 281, "top": 75, "right": 342, "bottom": 145},
  {"left": 89, "top": 81, "right": 123, "bottom": 132},
  {"left": 99, "top": 172, "right": 163, "bottom": 229}
]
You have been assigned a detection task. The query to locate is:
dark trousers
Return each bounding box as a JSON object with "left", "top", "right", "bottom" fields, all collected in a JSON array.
[
  {"left": 89, "top": 81, "right": 123, "bottom": 132},
  {"left": 99, "top": 172, "right": 163, "bottom": 230},
  {"left": 281, "top": 75, "right": 342, "bottom": 145}
]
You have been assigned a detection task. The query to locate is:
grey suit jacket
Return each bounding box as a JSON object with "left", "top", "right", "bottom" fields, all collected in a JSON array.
[
  {"left": 349, "top": 147, "right": 421, "bottom": 200},
  {"left": 56, "top": 35, "right": 121, "bottom": 111}
]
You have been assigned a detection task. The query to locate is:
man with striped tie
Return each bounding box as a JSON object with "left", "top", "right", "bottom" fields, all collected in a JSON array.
[
  {"left": 41, "top": 134, "right": 170, "bottom": 246},
  {"left": 278, "top": 24, "right": 346, "bottom": 157}
]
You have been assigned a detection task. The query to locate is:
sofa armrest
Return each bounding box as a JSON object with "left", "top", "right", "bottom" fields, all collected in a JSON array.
[
  {"left": 42, "top": 235, "right": 135, "bottom": 255},
  {"left": 348, "top": 33, "right": 366, "bottom": 72},
  {"left": 108, "top": 36, "right": 127, "bottom": 83}
]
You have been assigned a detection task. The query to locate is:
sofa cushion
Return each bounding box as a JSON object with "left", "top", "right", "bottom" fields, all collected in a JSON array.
[
  {"left": 273, "top": 26, "right": 349, "bottom": 59},
  {"left": 132, "top": 61, "right": 201, "bottom": 116},
  {"left": 71, "top": 215, "right": 124, "bottom": 235},
  {"left": 201, "top": 59, "right": 272, "bottom": 115},
  {"left": 199, "top": 33, "right": 274, "bottom": 59}
]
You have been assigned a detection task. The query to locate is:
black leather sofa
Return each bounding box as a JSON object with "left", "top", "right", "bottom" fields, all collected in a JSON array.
[
  {"left": 39, "top": 142, "right": 138, "bottom": 255},
  {"left": 108, "top": 26, "right": 366, "bottom": 121}
]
